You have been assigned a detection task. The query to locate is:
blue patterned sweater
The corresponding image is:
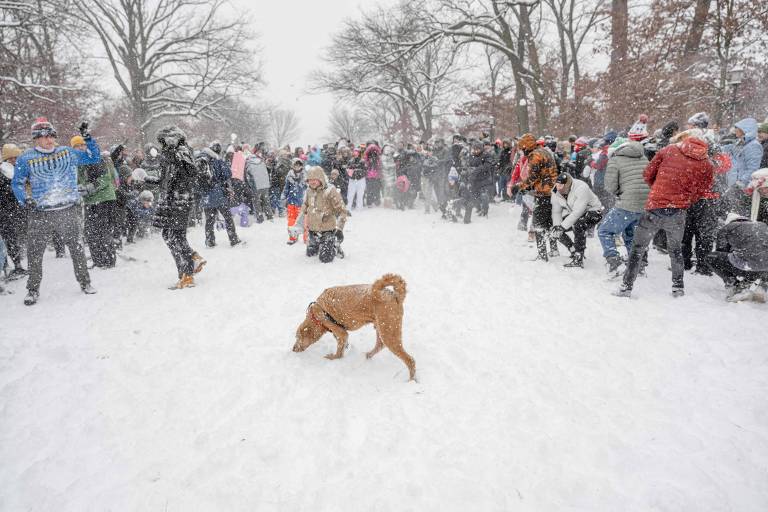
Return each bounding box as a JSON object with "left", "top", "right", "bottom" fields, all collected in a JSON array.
[{"left": 12, "top": 137, "right": 101, "bottom": 209}]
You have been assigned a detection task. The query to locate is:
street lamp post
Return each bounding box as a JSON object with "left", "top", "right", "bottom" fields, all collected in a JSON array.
[{"left": 727, "top": 67, "right": 744, "bottom": 126}]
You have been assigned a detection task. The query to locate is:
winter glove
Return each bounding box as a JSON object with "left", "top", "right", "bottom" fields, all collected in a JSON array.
[
  {"left": 550, "top": 225, "right": 565, "bottom": 238},
  {"left": 335, "top": 229, "right": 344, "bottom": 243},
  {"left": 78, "top": 183, "right": 96, "bottom": 197},
  {"left": 25, "top": 199, "right": 37, "bottom": 210},
  {"left": 78, "top": 121, "right": 91, "bottom": 139}
]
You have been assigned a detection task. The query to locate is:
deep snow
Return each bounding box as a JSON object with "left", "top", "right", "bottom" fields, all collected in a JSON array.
[{"left": 1, "top": 204, "right": 766, "bottom": 512}]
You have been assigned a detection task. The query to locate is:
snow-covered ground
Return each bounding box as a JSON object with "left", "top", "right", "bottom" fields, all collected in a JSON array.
[{"left": 1, "top": 203, "right": 766, "bottom": 512}]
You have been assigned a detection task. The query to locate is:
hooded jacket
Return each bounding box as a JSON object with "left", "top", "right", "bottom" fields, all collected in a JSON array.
[
  {"left": 725, "top": 118, "right": 763, "bottom": 187},
  {"left": 245, "top": 154, "right": 270, "bottom": 190},
  {"left": 716, "top": 217, "right": 768, "bottom": 271},
  {"left": 301, "top": 166, "right": 347, "bottom": 232},
  {"left": 551, "top": 176, "right": 603, "bottom": 229},
  {"left": 364, "top": 144, "right": 382, "bottom": 179},
  {"left": 604, "top": 141, "right": 650, "bottom": 213},
  {"left": 644, "top": 137, "right": 714, "bottom": 210},
  {"left": 519, "top": 148, "right": 559, "bottom": 197}
]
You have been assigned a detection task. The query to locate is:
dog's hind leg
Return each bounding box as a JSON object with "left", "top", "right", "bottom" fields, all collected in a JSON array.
[
  {"left": 375, "top": 317, "right": 416, "bottom": 381},
  {"left": 366, "top": 332, "right": 385, "bottom": 359}
]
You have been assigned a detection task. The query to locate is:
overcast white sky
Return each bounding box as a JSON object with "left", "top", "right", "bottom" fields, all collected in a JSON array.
[{"left": 235, "top": 0, "right": 385, "bottom": 146}]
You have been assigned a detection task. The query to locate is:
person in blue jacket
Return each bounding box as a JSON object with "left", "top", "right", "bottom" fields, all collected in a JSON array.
[
  {"left": 724, "top": 117, "right": 763, "bottom": 215},
  {"left": 199, "top": 148, "right": 240, "bottom": 248},
  {"left": 12, "top": 118, "right": 100, "bottom": 306}
]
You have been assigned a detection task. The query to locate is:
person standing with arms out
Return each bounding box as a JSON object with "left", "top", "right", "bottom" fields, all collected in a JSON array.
[{"left": 11, "top": 118, "right": 99, "bottom": 306}]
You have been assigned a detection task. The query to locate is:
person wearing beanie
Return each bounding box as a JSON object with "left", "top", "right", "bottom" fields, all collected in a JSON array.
[
  {"left": 517, "top": 133, "right": 560, "bottom": 260},
  {"left": 614, "top": 135, "right": 715, "bottom": 298},
  {"left": 598, "top": 138, "right": 650, "bottom": 273},
  {"left": 550, "top": 173, "right": 604, "bottom": 268},
  {"left": 687, "top": 112, "right": 709, "bottom": 130},
  {"left": 0, "top": 143, "right": 27, "bottom": 278},
  {"left": 199, "top": 148, "right": 241, "bottom": 248},
  {"left": 11, "top": 118, "right": 100, "bottom": 305},
  {"left": 244, "top": 145, "right": 272, "bottom": 223},
  {"left": 628, "top": 116, "right": 649, "bottom": 142},
  {"left": 282, "top": 158, "right": 307, "bottom": 244},
  {"left": 758, "top": 122, "right": 768, "bottom": 168},
  {"left": 723, "top": 117, "right": 763, "bottom": 215},
  {"left": 705, "top": 214, "right": 768, "bottom": 302}
]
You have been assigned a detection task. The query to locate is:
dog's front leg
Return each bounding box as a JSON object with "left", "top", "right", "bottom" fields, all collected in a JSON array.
[{"left": 325, "top": 330, "right": 348, "bottom": 360}]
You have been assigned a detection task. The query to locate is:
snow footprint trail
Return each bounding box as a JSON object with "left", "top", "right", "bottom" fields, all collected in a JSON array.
[{"left": 1, "top": 205, "right": 767, "bottom": 511}]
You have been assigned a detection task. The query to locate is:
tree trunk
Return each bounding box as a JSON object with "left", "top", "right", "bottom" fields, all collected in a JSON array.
[
  {"left": 608, "top": 0, "right": 628, "bottom": 127},
  {"left": 683, "top": 0, "right": 712, "bottom": 58}
]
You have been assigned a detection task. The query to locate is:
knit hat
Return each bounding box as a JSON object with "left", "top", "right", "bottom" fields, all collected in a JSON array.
[
  {"left": 70, "top": 135, "right": 85, "bottom": 147},
  {"left": 517, "top": 134, "right": 537, "bottom": 153},
  {"left": 138, "top": 190, "right": 154, "bottom": 202},
  {"left": 758, "top": 122, "right": 768, "bottom": 134},
  {"left": 602, "top": 130, "right": 618, "bottom": 145},
  {"left": 1, "top": 143, "right": 22, "bottom": 161},
  {"left": 628, "top": 116, "right": 649, "bottom": 141},
  {"left": 31, "top": 117, "right": 56, "bottom": 139},
  {"left": 687, "top": 112, "right": 709, "bottom": 129}
]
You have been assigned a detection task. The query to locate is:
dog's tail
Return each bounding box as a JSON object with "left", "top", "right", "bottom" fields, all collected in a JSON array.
[{"left": 372, "top": 273, "right": 407, "bottom": 303}]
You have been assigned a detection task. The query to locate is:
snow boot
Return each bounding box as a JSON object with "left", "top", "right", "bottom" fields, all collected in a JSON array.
[
  {"left": 24, "top": 290, "right": 39, "bottom": 306},
  {"left": 606, "top": 255, "right": 624, "bottom": 274},
  {"left": 81, "top": 284, "right": 97, "bottom": 295},
  {"left": 169, "top": 274, "right": 195, "bottom": 290},
  {"left": 564, "top": 252, "right": 584, "bottom": 268},
  {"left": 671, "top": 287, "right": 685, "bottom": 298},
  {"left": 534, "top": 232, "right": 548, "bottom": 262},
  {"left": 612, "top": 284, "right": 632, "bottom": 298},
  {"left": 549, "top": 247, "right": 560, "bottom": 258},
  {"left": 192, "top": 252, "right": 207, "bottom": 274},
  {"left": 287, "top": 239, "right": 297, "bottom": 245}
]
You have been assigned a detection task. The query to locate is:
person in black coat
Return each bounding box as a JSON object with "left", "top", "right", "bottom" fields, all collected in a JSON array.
[
  {"left": 0, "top": 144, "right": 27, "bottom": 277},
  {"left": 464, "top": 140, "right": 494, "bottom": 220},
  {"left": 706, "top": 214, "right": 768, "bottom": 301},
  {"left": 153, "top": 126, "right": 206, "bottom": 289}
]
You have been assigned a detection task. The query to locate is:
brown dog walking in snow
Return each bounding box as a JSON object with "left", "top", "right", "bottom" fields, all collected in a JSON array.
[{"left": 292, "top": 273, "right": 416, "bottom": 381}]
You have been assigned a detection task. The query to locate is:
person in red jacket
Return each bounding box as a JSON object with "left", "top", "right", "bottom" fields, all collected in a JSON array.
[{"left": 614, "top": 136, "right": 715, "bottom": 298}]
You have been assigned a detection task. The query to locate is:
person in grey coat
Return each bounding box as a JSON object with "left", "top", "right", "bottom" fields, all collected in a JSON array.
[
  {"left": 550, "top": 173, "right": 603, "bottom": 268},
  {"left": 705, "top": 213, "right": 768, "bottom": 301},
  {"left": 597, "top": 140, "right": 650, "bottom": 272},
  {"left": 245, "top": 150, "right": 273, "bottom": 223}
]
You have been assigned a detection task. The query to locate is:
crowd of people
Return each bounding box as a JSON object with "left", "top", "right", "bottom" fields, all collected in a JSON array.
[{"left": 1, "top": 111, "right": 767, "bottom": 306}]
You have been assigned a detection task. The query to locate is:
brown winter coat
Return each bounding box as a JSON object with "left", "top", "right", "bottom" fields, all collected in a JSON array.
[
  {"left": 519, "top": 147, "right": 559, "bottom": 197},
  {"left": 302, "top": 166, "right": 347, "bottom": 232}
]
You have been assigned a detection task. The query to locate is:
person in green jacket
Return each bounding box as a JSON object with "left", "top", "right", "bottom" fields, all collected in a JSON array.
[{"left": 74, "top": 136, "right": 118, "bottom": 268}]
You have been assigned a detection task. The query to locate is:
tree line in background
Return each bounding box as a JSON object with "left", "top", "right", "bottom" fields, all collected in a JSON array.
[
  {"left": 2, "top": 0, "right": 767, "bottom": 148},
  {"left": 0, "top": 0, "right": 295, "bottom": 148},
  {"left": 320, "top": 0, "right": 768, "bottom": 142}
]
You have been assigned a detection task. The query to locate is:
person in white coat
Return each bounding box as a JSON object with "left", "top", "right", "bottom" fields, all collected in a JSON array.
[{"left": 550, "top": 173, "right": 604, "bottom": 268}]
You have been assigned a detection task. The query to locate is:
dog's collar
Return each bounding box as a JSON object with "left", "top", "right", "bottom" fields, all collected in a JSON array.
[{"left": 307, "top": 301, "right": 346, "bottom": 330}]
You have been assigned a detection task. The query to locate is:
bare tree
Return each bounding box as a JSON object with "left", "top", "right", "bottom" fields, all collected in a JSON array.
[
  {"left": 314, "top": 1, "right": 462, "bottom": 141},
  {"left": 268, "top": 108, "right": 300, "bottom": 148},
  {"left": 328, "top": 106, "right": 374, "bottom": 143},
  {"left": 71, "top": 0, "right": 262, "bottom": 143},
  {"left": 0, "top": 0, "right": 91, "bottom": 143}
]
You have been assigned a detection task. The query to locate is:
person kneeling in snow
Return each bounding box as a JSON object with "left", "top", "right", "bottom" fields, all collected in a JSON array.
[
  {"left": 705, "top": 213, "right": 768, "bottom": 302},
  {"left": 292, "top": 166, "right": 347, "bottom": 263},
  {"left": 550, "top": 173, "right": 604, "bottom": 268}
]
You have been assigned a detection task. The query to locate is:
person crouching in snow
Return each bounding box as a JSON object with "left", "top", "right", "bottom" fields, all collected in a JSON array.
[
  {"left": 292, "top": 166, "right": 347, "bottom": 263},
  {"left": 705, "top": 213, "right": 768, "bottom": 302},
  {"left": 153, "top": 126, "right": 206, "bottom": 289},
  {"left": 283, "top": 158, "right": 307, "bottom": 245},
  {"left": 550, "top": 173, "right": 604, "bottom": 268}
]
